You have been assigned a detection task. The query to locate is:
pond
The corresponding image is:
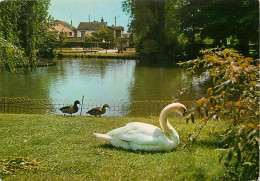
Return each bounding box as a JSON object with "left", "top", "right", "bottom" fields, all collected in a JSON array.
[{"left": 0, "top": 59, "right": 209, "bottom": 116}]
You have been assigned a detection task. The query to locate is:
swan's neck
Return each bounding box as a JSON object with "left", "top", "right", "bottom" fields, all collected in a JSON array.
[{"left": 159, "top": 105, "right": 180, "bottom": 143}]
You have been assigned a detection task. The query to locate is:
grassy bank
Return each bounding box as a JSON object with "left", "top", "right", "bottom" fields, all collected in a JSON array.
[
  {"left": 55, "top": 48, "right": 140, "bottom": 59},
  {"left": 0, "top": 114, "right": 229, "bottom": 180},
  {"left": 56, "top": 53, "right": 140, "bottom": 59}
]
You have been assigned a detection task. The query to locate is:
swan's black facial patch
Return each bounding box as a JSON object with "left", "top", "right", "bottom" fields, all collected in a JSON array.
[{"left": 183, "top": 108, "right": 187, "bottom": 117}]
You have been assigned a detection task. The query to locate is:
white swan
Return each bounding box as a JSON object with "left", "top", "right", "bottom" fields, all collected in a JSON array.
[{"left": 93, "top": 103, "right": 187, "bottom": 151}]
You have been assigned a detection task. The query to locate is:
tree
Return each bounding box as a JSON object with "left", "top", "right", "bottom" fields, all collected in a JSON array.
[
  {"left": 0, "top": 1, "right": 20, "bottom": 45},
  {"left": 91, "top": 26, "right": 114, "bottom": 43},
  {"left": 0, "top": 34, "right": 28, "bottom": 71},
  {"left": 38, "top": 28, "right": 58, "bottom": 58},
  {"left": 84, "top": 32, "right": 92, "bottom": 42},
  {"left": 181, "top": 0, "right": 259, "bottom": 57},
  {"left": 18, "top": 0, "right": 51, "bottom": 63},
  {"left": 58, "top": 31, "right": 66, "bottom": 54},
  {"left": 0, "top": 0, "right": 52, "bottom": 70},
  {"left": 180, "top": 48, "right": 259, "bottom": 180},
  {"left": 123, "top": 0, "right": 259, "bottom": 62},
  {"left": 123, "top": 0, "right": 167, "bottom": 60}
]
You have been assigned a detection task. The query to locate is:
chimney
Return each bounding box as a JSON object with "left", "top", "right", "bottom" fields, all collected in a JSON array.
[{"left": 101, "top": 17, "right": 104, "bottom": 22}]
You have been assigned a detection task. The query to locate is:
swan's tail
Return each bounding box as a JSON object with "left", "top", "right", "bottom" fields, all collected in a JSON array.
[{"left": 93, "top": 133, "right": 112, "bottom": 142}]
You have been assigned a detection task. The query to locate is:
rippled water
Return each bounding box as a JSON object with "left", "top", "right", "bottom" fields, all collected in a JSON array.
[{"left": 0, "top": 59, "right": 209, "bottom": 116}]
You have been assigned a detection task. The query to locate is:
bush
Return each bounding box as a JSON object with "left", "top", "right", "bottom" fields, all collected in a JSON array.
[
  {"left": 180, "top": 48, "right": 259, "bottom": 180},
  {"left": 63, "top": 42, "right": 114, "bottom": 49},
  {"left": 38, "top": 30, "right": 57, "bottom": 58}
]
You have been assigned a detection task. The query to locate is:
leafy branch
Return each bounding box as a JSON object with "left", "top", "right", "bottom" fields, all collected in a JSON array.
[{"left": 179, "top": 47, "right": 259, "bottom": 180}]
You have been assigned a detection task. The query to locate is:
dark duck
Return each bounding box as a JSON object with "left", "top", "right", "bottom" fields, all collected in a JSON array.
[
  {"left": 60, "top": 100, "right": 80, "bottom": 116},
  {"left": 87, "top": 104, "right": 110, "bottom": 117}
]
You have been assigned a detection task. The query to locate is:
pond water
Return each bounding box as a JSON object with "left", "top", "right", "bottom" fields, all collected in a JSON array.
[{"left": 0, "top": 59, "right": 209, "bottom": 116}]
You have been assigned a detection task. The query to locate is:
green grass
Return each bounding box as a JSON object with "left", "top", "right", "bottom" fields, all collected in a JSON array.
[
  {"left": 57, "top": 53, "right": 140, "bottom": 59},
  {"left": 54, "top": 48, "right": 140, "bottom": 59},
  {"left": 58, "top": 53, "right": 140, "bottom": 59},
  {"left": 0, "top": 114, "right": 229, "bottom": 180}
]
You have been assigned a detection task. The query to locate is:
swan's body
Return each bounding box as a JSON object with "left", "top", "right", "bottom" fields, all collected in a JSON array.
[{"left": 93, "top": 103, "right": 187, "bottom": 151}]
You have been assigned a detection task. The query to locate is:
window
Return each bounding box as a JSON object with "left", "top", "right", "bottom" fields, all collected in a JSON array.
[{"left": 69, "top": 32, "right": 72, "bottom": 37}]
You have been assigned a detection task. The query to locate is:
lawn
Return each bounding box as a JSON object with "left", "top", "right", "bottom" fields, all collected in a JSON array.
[
  {"left": 57, "top": 52, "right": 140, "bottom": 59},
  {"left": 55, "top": 48, "right": 140, "bottom": 59},
  {"left": 0, "top": 114, "right": 229, "bottom": 180}
]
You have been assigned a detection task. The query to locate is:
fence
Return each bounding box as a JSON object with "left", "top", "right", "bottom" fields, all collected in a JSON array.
[{"left": 0, "top": 97, "right": 196, "bottom": 117}]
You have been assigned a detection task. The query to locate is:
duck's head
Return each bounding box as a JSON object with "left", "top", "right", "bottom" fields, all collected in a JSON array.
[
  {"left": 103, "top": 104, "right": 110, "bottom": 109},
  {"left": 74, "top": 100, "right": 81, "bottom": 105}
]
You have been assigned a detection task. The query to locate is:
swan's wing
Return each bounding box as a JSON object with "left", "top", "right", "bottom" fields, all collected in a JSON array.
[{"left": 107, "top": 122, "right": 164, "bottom": 145}]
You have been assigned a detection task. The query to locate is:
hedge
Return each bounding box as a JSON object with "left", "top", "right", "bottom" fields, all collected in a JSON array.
[{"left": 63, "top": 42, "right": 114, "bottom": 49}]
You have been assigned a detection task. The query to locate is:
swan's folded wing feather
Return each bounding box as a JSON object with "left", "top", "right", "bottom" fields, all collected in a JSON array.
[
  {"left": 119, "top": 131, "right": 159, "bottom": 145},
  {"left": 108, "top": 122, "right": 163, "bottom": 145}
]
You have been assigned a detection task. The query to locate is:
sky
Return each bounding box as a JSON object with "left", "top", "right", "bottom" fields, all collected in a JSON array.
[{"left": 48, "top": 0, "right": 130, "bottom": 32}]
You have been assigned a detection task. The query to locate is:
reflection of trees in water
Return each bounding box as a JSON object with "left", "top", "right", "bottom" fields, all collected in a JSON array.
[
  {"left": 66, "top": 59, "right": 129, "bottom": 79},
  {"left": 0, "top": 67, "right": 55, "bottom": 99},
  {"left": 128, "top": 65, "right": 210, "bottom": 101},
  {"left": 127, "top": 65, "right": 212, "bottom": 116}
]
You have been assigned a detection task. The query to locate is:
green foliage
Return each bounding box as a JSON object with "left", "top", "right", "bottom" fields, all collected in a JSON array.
[
  {"left": 14, "top": 0, "right": 50, "bottom": 62},
  {"left": 179, "top": 48, "right": 259, "bottom": 180},
  {"left": 91, "top": 26, "right": 114, "bottom": 43},
  {"left": 0, "top": 1, "right": 20, "bottom": 45},
  {"left": 123, "top": 0, "right": 259, "bottom": 62},
  {"left": 123, "top": 0, "right": 167, "bottom": 60},
  {"left": 63, "top": 41, "right": 113, "bottom": 49},
  {"left": 0, "top": 35, "right": 28, "bottom": 72},
  {"left": 0, "top": 0, "right": 52, "bottom": 70},
  {"left": 58, "top": 32, "right": 67, "bottom": 54},
  {"left": 84, "top": 32, "right": 92, "bottom": 42},
  {"left": 38, "top": 30, "right": 58, "bottom": 58},
  {"left": 179, "top": 0, "right": 259, "bottom": 57},
  {"left": 38, "top": 18, "right": 59, "bottom": 58}
]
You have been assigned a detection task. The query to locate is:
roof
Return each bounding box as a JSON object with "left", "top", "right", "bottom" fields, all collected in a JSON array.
[
  {"left": 108, "top": 26, "right": 124, "bottom": 31},
  {"left": 55, "top": 20, "right": 77, "bottom": 30},
  {"left": 77, "top": 22, "right": 107, "bottom": 30}
]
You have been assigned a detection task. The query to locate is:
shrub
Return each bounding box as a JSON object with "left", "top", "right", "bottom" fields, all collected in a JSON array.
[
  {"left": 63, "top": 42, "right": 114, "bottom": 49},
  {"left": 180, "top": 48, "right": 259, "bottom": 180},
  {"left": 38, "top": 30, "right": 57, "bottom": 58}
]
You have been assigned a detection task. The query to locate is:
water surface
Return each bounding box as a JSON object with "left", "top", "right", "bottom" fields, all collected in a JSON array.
[{"left": 0, "top": 59, "right": 209, "bottom": 116}]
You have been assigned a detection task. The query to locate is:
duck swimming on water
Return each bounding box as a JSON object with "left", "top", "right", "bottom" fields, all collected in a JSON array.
[
  {"left": 60, "top": 100, "right": 80, "bottom": 116},
  {"left": 87, "top": 104, "right": 110, "bottom": 117}
]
